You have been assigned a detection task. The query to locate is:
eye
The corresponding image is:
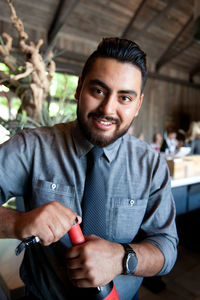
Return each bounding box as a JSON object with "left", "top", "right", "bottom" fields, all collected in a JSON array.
[
  {"left": 91, "top": 87, "right": 105, "bottom": 97},
  {"left": 119, "top": 95, "right": 132, "bottom": 103},
  {"left": 96, "top": 88, "right": 103, "bottom": 94}
]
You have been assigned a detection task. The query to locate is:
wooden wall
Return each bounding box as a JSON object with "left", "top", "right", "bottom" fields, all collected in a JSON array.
[{"left": 133, "top": 78, "right": 200, "bottom": 144}]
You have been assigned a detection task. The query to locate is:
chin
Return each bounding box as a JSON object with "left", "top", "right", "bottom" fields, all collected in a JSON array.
[{"left": 87, "top": 130, "right": 128, "bottom": 147}]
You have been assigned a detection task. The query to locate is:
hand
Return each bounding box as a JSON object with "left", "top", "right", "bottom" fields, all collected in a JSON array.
[
  {"left": 66, "top": 235, "right": 123, "bottom": 288},
  {"left": 15, "top": 201, "right": 78, "bottom": 246}
]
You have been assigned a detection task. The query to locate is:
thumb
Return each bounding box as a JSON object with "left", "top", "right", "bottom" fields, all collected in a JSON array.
[{"left": 84, "top": 234, "right": 102, "bottom": 242}]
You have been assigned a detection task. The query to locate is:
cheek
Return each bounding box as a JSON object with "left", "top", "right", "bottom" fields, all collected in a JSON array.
[
  {"left": 79, "top": 94, "right": 98, "bottom": 115},
  {"left": 80, "top": 94, "right": 100, "bottom": 111},
  {"left": 121, "top": 106, "right": 137, "bottom": 121},
  {"left": 125, "top": 100, "right": 142, "bottom": 119}
]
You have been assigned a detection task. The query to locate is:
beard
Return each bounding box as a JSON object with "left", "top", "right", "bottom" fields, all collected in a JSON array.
[{"left": 77, "top": 104, "right": 134, "bottom": 147}]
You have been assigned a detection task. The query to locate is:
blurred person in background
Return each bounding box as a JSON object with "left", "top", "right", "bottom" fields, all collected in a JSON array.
[
  {"left": 189, "top": 122, "right": 200, "bottom": 155},
  {"left": 185, "top": 122, "right": 200, "bottom": 154},
  {"left": 176, "top": 129, "right": 186, "bottom": 150},
  {"left": 160, "top": 129, "right": 177, "bottom": 153},
  {"left": 150, "top": 132, "right": 162, "bottom": 151}
]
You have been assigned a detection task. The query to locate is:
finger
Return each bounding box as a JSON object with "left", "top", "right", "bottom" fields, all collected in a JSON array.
[
  {"left": 67, "top": 256, "right": 83, "bottom": 269},
  {"left": 67, "top": 267, "right": 86, "bottom": 280},
  {"left": 47, "top": 214, "right": 69, "bottom": 241},
  {"left": 37, "top": 224, "right": 58, "bottom": 246},
  {"left": 66, "top": 245, "right": 83, "bottom": 259},
  {"left": 58, "top": 203, "right": 76, "bottom": 223},
  {"left": 33, "top": 216, "right": 64, "bottom": 244},
  {"left": 71, "top": 278, "right": 87, "bottom": 288},
  {"left": 84, "top": 234, "right": 101, "bottom": 242},
  {"left": 71, "top": 278, "right": 98, "bottom": 288},
  {"left": 48, "top": 202, "right": 76, "bottom": 232},
  {"left": 76, "top": 215, "right": 82, "bottom": 224}
]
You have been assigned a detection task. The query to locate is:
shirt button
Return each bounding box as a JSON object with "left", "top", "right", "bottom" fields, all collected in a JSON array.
[
  {"left": 129, "top": 199, "right": 135, "bottom": 206},
  {"left": 51, "top": 183, "right": 57, "bottom": 190}
]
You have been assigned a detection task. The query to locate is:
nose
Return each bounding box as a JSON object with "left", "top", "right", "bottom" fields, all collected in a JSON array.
[{"left": 99, "top": 94, "right": 117, "bottom": 115}]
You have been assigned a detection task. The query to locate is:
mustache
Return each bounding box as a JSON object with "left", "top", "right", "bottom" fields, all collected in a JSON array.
[{"left": 88, "top": 112, "right": 121, "bottom": 126}]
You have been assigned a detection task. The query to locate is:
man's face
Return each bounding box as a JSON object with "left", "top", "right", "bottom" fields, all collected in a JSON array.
[{"left": 75, "top": 57, "right": 144, "bottom": 147}]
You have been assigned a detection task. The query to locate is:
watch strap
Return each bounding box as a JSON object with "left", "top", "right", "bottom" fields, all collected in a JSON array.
[{"left": 120, "top": 243, "right": 136, "bottom": 255}]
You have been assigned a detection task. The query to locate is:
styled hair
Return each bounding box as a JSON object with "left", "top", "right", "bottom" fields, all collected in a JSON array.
[{"left": 81, "top": 37, "right": 147, "bottom": 93}]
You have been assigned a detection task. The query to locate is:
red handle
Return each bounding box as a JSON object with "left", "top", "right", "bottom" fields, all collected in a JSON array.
[{"left": 68, "top": 219, "right": 85, "bottom": 246}]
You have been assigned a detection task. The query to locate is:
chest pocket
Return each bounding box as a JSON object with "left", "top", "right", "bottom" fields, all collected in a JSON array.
[
  {"left": 108, "top": 197, "right": 148, "bottom": 243},
  {"left": 31, "top": 179, "right": 75, "bottom": 209}
]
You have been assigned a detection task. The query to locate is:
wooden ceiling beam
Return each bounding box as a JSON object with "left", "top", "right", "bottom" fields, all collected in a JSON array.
[
  {"left": 55, "top": 61, "right": 82, "bottom": 76},
  {"left": 162, "top": 39, "right": 194, "bottom": 63},
  {"left": 189, "top": 60, "right": 200, "bottom": 82},
  {"left": 148, "top": 71, "right": 200, "bottom": 90},
  {"left": 134, "top": 0, "right": 180, "bottom": 39},
  {"left": 155, "top": 15, "right": 193, "bottom": 71},
  {"left": 44, "top": 0, "right": 80, "bottom": 60},
  {"left": 54, "top": 48, "right": 87, "bottom": 64},
  {"left": 53, "top": 48, "right": 88, "bottom": 75},
  {"left": 121, "top": 0, "right": 147, "bottom": 38}
]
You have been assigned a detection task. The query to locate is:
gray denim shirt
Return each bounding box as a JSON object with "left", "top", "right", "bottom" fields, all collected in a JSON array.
[{"left": 0, "top": 121, "right": 178, "bottom": 300}]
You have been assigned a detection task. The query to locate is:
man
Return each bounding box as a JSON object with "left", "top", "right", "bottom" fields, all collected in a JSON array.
[{"left": 0, "top": 38, "right": 178, "bottom": 299}]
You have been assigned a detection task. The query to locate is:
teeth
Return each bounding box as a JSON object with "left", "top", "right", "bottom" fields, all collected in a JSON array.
[{"left": 99, "top": 120, "right": 111, "bottom": 125}]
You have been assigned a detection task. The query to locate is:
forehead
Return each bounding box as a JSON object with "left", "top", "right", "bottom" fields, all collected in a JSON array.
[{"left": 84, "top": 57, "right": 142, "bottom": 91}]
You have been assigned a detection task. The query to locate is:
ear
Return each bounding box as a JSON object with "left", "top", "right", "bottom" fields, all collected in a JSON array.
[
  {"left": 74, "top": 76, "right": 83, "bottom": 100},
  {"left": 135, "top": 93, "right": 144, "bottom": 117}
]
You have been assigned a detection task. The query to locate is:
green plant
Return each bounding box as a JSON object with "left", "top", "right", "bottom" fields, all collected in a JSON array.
[
  {"left": 0, "top": 64, "right": 78, "bottom": 136},
  {"left": 0, "top": 98, "right": 77, "bottom": 136}
]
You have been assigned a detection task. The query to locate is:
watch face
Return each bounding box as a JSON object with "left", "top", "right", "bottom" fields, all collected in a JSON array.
[{"left": 127, "top": 253, "right": 138, "bottom": 274}]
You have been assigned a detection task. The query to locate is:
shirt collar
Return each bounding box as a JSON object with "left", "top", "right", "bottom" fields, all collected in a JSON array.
[
  {"left": 103, "top": 136, "right": 122, "bottom": 162},
  {"left": 72, "top": 120, "right": 92, "bottom": 157},
  {"left": 72, "top": 120, "right": 125, "bottom": 162}
]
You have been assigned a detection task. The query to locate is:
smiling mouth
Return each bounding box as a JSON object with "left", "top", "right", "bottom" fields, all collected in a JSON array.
[
  {"left": 99, "top": 120, "right": 112, "bottom": 125},
  {"left": 89, "top": 113, "right": 120, "bottom": 127},
  {"left": 95, "top": 117, "right": 116, "bottom": 126}
]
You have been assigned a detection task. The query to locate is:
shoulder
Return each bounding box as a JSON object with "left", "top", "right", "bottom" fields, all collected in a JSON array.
[
  {"left": 1, "top": 122, "right": 75, "bottom": 153},
  {"left": 124, "top": 133, "right": 159, "bottom": 156},
  {"left": 122, "top": 133, "right": 167, "bottom": 170},
  {"left": 16, "top": 121, "right": 74, "bottom": 141}
]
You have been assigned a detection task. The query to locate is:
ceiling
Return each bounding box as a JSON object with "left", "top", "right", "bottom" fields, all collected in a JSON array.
[{"left": 0, "top": 0, "right": 200, "bottom": 86}]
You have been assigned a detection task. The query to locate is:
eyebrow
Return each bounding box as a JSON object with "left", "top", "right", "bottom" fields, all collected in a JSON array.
[
  {"left": 118, "top": 89, "right": 137, "bottom": 98},
  {"left": 89, "top": 79, "right": 110, "bottom": 92},
  {"left": 89, "top": 79, "right": 138, "bottom": 97}
]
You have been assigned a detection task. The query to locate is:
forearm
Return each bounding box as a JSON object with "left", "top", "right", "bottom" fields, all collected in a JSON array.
[
  {"left": 0, "top": 206, "right": 22, "bottom": 239},
  {"left": 129, "top": 242, "right": 164, "bottom": 277}
]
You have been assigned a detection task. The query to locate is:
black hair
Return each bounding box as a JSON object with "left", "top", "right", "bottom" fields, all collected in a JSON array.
[{"left": 81, "top": 37, "right": 147, "bottom": 93}]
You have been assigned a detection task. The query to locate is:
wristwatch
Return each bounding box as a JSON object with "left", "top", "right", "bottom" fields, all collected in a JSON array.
[{"left": 120, "top": 243, "right": 138, "bottom": 275}]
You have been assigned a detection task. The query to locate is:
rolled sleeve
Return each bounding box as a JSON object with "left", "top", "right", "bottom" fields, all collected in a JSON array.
[
  {"left": 144, "top": 231, "right": 178, "bottom": 275},
  {"left": 0, "top": 132, "right": 31, "bottom": 204},
  {"left": 141, "top": 154, "right": 178, "bottom": 275}
]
